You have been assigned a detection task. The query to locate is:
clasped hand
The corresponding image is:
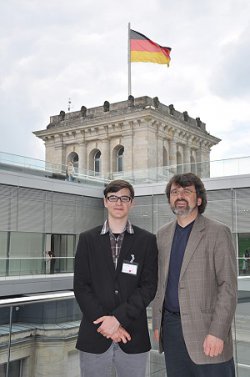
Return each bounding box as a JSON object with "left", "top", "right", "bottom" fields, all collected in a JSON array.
[{"left": 93, "top": 315, "right": 131, "bottom": 343}]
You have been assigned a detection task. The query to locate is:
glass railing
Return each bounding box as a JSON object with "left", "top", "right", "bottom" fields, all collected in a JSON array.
[
  {"left": 1, "top": 150, "right": 250, "bottom": 186},
  {"left": 0, "top": 292, "right": 249, "bottom": 376},
  {"left": 110, "top": 156, "right": 250, "bottom": 184},
  {"left": 0, "top": 257, "right": 249, "bottom": 279},
  {"left": 0, "top": 257, "right": 74, "bottom": 278},
  {"left": 238, "top": 257, "right": 250, "bottom": 277},
  {"left": 0, "top": 151, "right": 107, "bottom": 186},
  {"left": 234, "top": 288, "right": 250, "bottom": 377},
  {"left": 0, "top": 291, "right": 80, "bottom": 377}
]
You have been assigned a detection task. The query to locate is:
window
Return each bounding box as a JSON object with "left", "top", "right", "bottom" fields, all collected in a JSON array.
[
  {"left": 50, "top": 234, "right": 76, "bottom": 273},
  {"left": 0, "top": 359, "right": 23, "bottom": 377},
  {"left": 94, "top": 151, "right": 101, "bottom": 175},
  {"left": 9, "top": 232, "right": 44, "bottom": 276},
  {"left": 66, "top": 152, "right": 79, "bottom": 174},
  {"left": 117, "top": 147, "right": 124, "bottom": 172},
  {"left": 238, "top": 233, "right": 250, "bottom": 276}
]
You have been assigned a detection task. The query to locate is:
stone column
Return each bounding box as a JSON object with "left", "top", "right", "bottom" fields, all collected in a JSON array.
[
  {"left": 133, "top": 127, "right": 148, "bottom": 170},
  {"left": 101, "top": 139, "right": 110, "bottom": 179},
  {"left": 78, "top": 142, "right": 86, "bottom": 175},
  {"left": 123, "top": 134, "right": 133, "bottom": 173},
  {"left": 183, "top": 142, "right": 191, "bottom": 173},
  {"left": 147, "top": 122, "right": 158, "bottom": 181},
  {"left": 157, "top": 137, "right": 164, "bottom": 168},
  {"left": 45, "top": 136, "right": 64, "bottom": 169},
  {"left": 127, "top": 119, "right": 148, "bottom": 183},
  {"left": 169, "top": 137, "right": 177, "bottom": 174},
  {"left": 49, "top": 135, "right": 65, "bottom": 174},
  {"left": 199, "top": 141, "right": 210, "bottom": 178},
  {"left": 34, "top": 340, "right": 66, "bottom": 377},
  {"left": 156, "top": 134, "right": 164, "bottom": 181}
]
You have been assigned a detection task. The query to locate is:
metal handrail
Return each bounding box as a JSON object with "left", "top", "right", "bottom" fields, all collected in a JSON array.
[
  {"left": 1, "top": 290, "right": 75, "bottom": 377},
  {"left": 0, "top": 290, "right": 74, "bottom": 308}
]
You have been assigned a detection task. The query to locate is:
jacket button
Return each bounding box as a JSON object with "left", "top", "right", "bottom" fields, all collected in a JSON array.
[{"left": 114, "top": 290, "right": 119, "bottom": 295}]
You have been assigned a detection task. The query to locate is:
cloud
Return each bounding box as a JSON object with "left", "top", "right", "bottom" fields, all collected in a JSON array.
[
  {"left": 210, "top": 26, "right": 250, "bottom": 98},
  {"left": 211, "top": 120, "right": 250, "bottom": 160},
  {"left": 0, "top": 0, "right": 250, "bottom": 162}
]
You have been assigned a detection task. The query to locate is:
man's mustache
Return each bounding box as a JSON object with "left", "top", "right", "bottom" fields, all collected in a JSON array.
[{"left": 174, "top": 199, "right": 188, "bottom": 205}]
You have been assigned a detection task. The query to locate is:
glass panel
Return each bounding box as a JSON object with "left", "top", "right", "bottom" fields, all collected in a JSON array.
[
  {"left": 235, "top": 293, "right": 250, "bottom": 376},
  {"left": 0, "top": 231, "right": 8, "bottom": 277},
  {"left": 238, "top": 234, "right": 250, "bottom": 276},
  {"left": 0, "top": 232, "right": 76, "bottom": 277},
  {"left": 51, "top": 234, "right": 75, "bottom": 273},
  {"left": 66, "top": 235, "right": 75, "bottom": 272},
  {"left": 0, "top": 294, "right": 249, "bottom": 376},
  {"left": 0, "top": 294, "right": 82, "bottom": 377},
  {"left": 9, "top": 232, "right": 44, "bottom": 276}
]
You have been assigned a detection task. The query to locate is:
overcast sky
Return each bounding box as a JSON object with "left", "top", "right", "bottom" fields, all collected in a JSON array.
[{"left": 1, "top": 0, "right": 250, "bottom": 163}]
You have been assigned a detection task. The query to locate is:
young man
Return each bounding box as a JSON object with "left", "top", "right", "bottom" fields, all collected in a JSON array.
[
  {"left": 153, "top": 173, "right": 237, "bottom": 377},
  {"left": 74, "top": 179, "right": 158, "bottom": 377}
]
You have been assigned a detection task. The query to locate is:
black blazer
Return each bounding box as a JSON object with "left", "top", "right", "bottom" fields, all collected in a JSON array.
[{"left": 74, "top": 224, "right": 158, "bottom": 354}]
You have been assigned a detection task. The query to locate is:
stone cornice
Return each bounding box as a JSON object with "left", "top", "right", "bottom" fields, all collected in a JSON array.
[{"left": 33, "top": 96, "right": 220, "bottom": 148}]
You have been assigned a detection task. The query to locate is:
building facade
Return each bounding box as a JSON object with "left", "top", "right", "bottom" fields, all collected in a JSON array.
[
  {"left": 33, "top": 96, "right": 220, "bottom": 180},
  {"left": 0, "top": 164, "right": 250, "bottom": 377}
]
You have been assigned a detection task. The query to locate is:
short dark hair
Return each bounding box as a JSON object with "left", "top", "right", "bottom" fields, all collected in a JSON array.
[
  {"left": 165, "top": 173, "right": 207, "bottom": 214},
  {"left": 103, "top": 179, "right": 135, "bottom": 199}
]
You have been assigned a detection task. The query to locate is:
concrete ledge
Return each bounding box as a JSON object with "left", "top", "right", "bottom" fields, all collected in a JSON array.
[{"left": 0, "top": 274, "right": 73, "bottom": 297}]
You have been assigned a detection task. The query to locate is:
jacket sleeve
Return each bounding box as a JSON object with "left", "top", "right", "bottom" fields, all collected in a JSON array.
[
  {"left": 111, "top": 234, "right": 158, "bottom": 328},
  {"left": 73, "top": 232, "right": 106, "bottom": 322},
  {"left": 152, "top": 231, "right": 165, "bottom": 331},
  {"left": 208, "top": 225, "right": 238, "bottom": 340}
]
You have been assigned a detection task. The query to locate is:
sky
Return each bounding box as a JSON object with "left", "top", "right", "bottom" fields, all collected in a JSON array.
[{"left": 1, "top": 0, "right": 250, "bottom": 163}]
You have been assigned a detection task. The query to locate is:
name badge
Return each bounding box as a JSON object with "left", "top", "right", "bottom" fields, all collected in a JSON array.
[{"left": 122, "top": 261, "right": 138, "bottom": 275}]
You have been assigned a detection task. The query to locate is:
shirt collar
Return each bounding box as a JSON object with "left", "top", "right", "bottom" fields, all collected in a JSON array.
[{"left": 100, "top": 219, "right": 134, "bottom": 235}]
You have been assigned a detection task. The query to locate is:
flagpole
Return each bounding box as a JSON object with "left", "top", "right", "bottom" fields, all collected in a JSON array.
[{"left": 128, "top": 22, "right": 131, "bottom": 97}]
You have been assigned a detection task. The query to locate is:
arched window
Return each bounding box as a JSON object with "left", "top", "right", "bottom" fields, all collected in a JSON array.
[
  {"left": 94, "top": 151, "right": 101, "bottom": 175},
  {"left": 117, "top": 147, "right": 124, "bottom": 172},
  {"left": 66, "top": 152, "right": 79, "bottom": 173}
]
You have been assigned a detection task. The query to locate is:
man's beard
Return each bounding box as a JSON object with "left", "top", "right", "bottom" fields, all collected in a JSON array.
[{"left": 171, "top": 200, "right": 195, "bottom": 217}]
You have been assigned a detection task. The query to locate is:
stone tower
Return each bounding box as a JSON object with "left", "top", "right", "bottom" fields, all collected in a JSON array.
[{"left": 33, "top": 96, "right": 220, "bottom": 181}]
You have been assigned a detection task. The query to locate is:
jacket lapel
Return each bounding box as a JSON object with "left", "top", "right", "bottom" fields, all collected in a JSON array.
[
  {"left": 116, "top": 232, "right": 135, "bottom": 276},
  {"left": 159, "top": 221, "right": 176, "bottom": 283},
  {"left": 180, "top": 215, "right": 205, "bottom": 279},
  {"left": 99, "top": 232, "right": 116, "bottom": 275}
]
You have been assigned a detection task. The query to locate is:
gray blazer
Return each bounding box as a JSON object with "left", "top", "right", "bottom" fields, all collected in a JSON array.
[{"left": 152, "top": 214, "right": 237, "bottom": 364}]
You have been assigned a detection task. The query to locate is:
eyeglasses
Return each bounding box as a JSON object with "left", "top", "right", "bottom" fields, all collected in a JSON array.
[
  {"left": 170, "top": 188, "right": 196, "bottom": 196},
  {"left": 106, "top": 195, "right": 132, "bottom": 203}
]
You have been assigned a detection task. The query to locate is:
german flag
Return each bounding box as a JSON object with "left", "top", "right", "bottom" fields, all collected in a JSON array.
[{"left": 130, "top": 29, "right": 171, "bottom": 66}]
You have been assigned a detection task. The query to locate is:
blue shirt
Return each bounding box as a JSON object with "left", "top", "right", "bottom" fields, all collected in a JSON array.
[{"left": 164, "top": 220, "right": 194, "bottom": 312}]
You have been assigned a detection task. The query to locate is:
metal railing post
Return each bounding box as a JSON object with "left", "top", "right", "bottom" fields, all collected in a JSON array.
[{"left": 6, "top": 306, "right": 13, "bottom": 377}]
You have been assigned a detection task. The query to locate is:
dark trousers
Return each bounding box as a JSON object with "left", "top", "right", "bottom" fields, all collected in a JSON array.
[{"left": 162, "top": 310, "right": 235, "bottom": 377}]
